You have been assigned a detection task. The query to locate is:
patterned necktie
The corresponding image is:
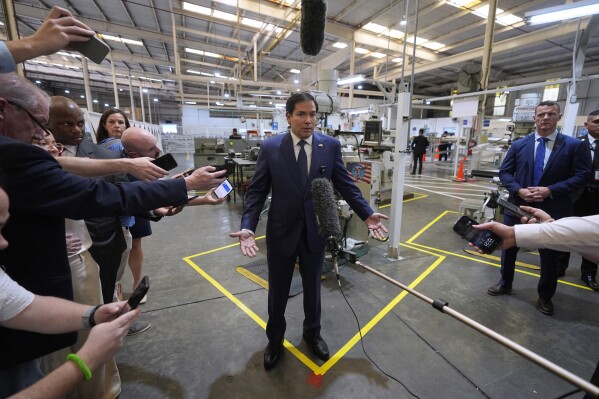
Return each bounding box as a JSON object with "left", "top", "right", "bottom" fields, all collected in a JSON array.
[
  {"left": 533, "top": 137, "right": 548, "bottom": 186},
  {"left": 298, "top": 140, "right": 308, "bottom": 189}
]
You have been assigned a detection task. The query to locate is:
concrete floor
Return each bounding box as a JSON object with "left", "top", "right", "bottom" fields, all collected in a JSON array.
[{"left": 116, "top": 155, "right": 599, "bottom": 399}]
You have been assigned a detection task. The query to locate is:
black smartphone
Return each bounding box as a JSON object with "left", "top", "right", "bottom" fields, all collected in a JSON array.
[
  {"left": 211, "top": 159, "right": 235, "bottom": 177},
  {"left": 497, "top": 198, "right": 535, "bottom": 220},
  {"left": 212, "top": 179, "right": 234, "bottom": 199},
  {"left": 151, "top": 153, "right": 178, "bottom": 171},
  {"left": 120, "top": 276, "right": 150, "bottom": 315},
  {"left": 69, "top": 36, "right": 110, "bottom": 64},
  {"left": 453, "top": 215, "right": 502, "bottom": 254}
]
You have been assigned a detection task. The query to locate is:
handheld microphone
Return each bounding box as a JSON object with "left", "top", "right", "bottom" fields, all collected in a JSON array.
[
  {"left": 311, "top": 178, "right": 341, "bottom": 283},
  {"left": 300, "top": 0, "right": 327, "bottom": 56}
]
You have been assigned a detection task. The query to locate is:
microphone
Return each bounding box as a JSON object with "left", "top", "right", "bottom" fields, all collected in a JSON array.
[
  {"left": 311, "top": 178, "right": 342, "bottom": 283},
  {"left": 300, "top": 0, "right": 327, "bottom": 56}
]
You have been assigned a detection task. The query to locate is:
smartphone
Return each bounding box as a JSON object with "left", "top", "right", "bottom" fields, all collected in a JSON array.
[
  {"left": 213, "top": 179, "right": 234, "bottom": 199},
  {"left": 69, "top": 36, "right": 110, "bottom": 64},
  {"left": 151, "top": 153, "right": 178, "bottom": 171},
  {"left": 211, "top": 159, "right": 235, "bottom": 177},
  {"left": 120, "top": 276, "right": 149, "bottom": 315},
  {"left": 187, "top": 194, "right": 199, "bottom": 201},
  {"left": 497, "top": 198, "right": 535, "bottom": 220},
  {"left": 453, "top": 215, "right": 502, "bottom": 254}
]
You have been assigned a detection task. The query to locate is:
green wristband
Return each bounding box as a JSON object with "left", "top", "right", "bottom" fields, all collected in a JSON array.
[{"left": 67, "top": 353, "right": 92, "bottom": 380}]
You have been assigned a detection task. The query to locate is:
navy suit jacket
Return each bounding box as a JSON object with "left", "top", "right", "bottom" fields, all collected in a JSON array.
[
  {"left": 241, "top": 131, "right": 373, "bottom": 256},
  {"left": 499, "top": 132, "right": 591, "bottom": 219},
  {"left": 0, "top": 136, "right": 188, "bottom": 368}
]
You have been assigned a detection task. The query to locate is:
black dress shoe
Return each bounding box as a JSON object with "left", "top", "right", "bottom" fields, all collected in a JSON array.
[
  {"left": 303, "top": 334, "right": 330, "bottom": 361},
  {"left": 537, "top": 297, "right": 554, "bottom": 316},
  {"left": 581, "top": 276, "right": 599, "bottom": 292},
  {"left": 487, "top": 283, "right": 512, "bottom": 296},
  {"left": 263, "top": 340, "right": 283, "bottom": 370}
]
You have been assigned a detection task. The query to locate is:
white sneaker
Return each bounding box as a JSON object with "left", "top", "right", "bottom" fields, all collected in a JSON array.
[{"left": 127, "top": 320, "right": 151, "bottom": 336}]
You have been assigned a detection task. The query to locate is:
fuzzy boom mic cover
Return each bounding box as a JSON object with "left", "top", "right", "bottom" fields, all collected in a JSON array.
[
  {"left": 311, "top": 178, "right": 341, "bottom": 238},
  {"left": 300, "top": 0, "right": 327, "bottom": 56}
]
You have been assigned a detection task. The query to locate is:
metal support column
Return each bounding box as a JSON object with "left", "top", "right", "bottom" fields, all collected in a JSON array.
[
  {"left": 81, "top": 57, "right": 93, "bottom": 112},
  {"left": 475, "top": 0, "right": 497, "bottom": 140},
  {"left": 110, "top": 52, "right": 119, "bottom": 108},
  {"left": 139, "top": 83, "right": 146, "bottom": 123},
  {"left": 128, "top": 73, "right": 136, "bottom": 121}
]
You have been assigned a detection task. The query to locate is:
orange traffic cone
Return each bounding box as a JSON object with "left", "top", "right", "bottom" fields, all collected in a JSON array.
[
  {"left": 454, "top": 156, "right": 467, "bottom": 182},
  {"left": 434, "top": 148, "right": 439, "bottom": 161}
]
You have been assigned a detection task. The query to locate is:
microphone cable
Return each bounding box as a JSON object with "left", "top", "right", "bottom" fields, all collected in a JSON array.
[{"left": 335, "top": 272, "right": 421, "bottom": 399}]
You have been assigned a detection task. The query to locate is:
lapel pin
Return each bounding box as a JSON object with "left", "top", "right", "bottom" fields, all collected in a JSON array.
[{"left": 318, "top": 143, "right": 324, "bottom": 148}]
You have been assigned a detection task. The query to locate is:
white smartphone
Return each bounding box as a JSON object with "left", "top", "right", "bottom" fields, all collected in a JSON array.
[{"left": 213, "top": 179, "right": 233, "bottom": 199}]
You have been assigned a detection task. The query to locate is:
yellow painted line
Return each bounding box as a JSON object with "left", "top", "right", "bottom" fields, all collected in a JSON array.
[
  {"left": 183, "top": 234, "right": 446, "bottom": 375},
  {"left": 236, "top": 266, "right": 268, "bottom": 289},
  {"left": 406, "top": 210, "right": 458, "bottom": 243},
  {"left": 320, "top": 254, "right": 445, "bottom": 374},
  {"left": 379, "top": 192, "right": 428, "bottom": 209},
  {"left": 463, "top": 249, "right": 540, "bottom": 270},
  {"left": 406, "top": 212, "right": 592, "bottom": 291}
]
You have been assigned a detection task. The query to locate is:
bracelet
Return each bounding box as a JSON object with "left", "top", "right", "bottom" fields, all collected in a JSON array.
[
  {"left": 66, "top": 354, "right": 92, "bottom": 380},
  {"left": 89, "top": 304, "right": 101, "bottom": 327}
]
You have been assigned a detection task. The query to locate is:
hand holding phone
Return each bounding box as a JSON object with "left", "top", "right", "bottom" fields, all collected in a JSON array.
[
  {"left": 453, "top": 215, "right": 502, "bottom": 254},
  {"left": 211, "top": 159, "right": 235, "bottom": 177},
  {"left": 497, "top": 198, "right": 536, "bottom": 220},
  {"left": 119, "top": 276, "right": 149, "bottom": 315},
  {"left": 151, "top": 153, "right": 178, "bottom": 171}
]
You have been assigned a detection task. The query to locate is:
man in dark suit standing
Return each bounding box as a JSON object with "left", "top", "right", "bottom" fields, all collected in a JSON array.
[
  {"left": 557, "top": 110, "right": 599, "bottom": 291},
  {"left": 411, "top": 128, "right": 429, "bottom": 174},
  {"left": 487, "top": 100, "right": 591, "bottom": 315},
  {"left": 230, "top": 92, "right": 388, "bottom": 370}
]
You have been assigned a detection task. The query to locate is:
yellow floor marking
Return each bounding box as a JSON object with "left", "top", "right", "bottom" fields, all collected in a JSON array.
[
  {"left": 379, "top": 192, "right": 428, "bottom": 209},
  {"left": 405, "top": 211, "right": 592, "bottom": 291},
  {"left": 184, "top": 235, "right": 444, "bottom": 375},
  {"left": 462, "top": 249, "right": 540, "bottom": 270}
]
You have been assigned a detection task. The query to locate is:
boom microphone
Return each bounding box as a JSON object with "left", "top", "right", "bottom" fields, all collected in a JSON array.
[
  {"left": 311, "top": 178, "right": 342, "bottom": 283},
  {"left": 311, "top": 178, "right": 341, "bottom": 239},
  {"left": 300, "top": 0, "right": 327, "bottom": 56}
]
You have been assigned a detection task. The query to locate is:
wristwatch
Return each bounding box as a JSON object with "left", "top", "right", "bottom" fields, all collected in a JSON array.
[{"left": 82, "top": 305, "right": 101, "bottom": 329}]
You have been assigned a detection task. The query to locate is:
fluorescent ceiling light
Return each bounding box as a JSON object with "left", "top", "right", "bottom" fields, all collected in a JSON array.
[
  {"left": 423, "top": 41, "right": 445, "bottom": 50},
  {"left": 447, "top": 1, "right": 521, "bottom": 26},
  {"left": 354, "top": 47, "right": 369, "bottom": 54},
  {"left": 213, "top": 10, "right": 236, "bottom": 22},
  {"left": 392, "top": 58, "right": 403, "bottom": 63},
  {"left": 185, "top": 101, "right": 197, "bottom": 105},
  {"left": 388, "top": 29, "right": 404, "bottom": 39},
  {"left": 58, "top": 51, "right": 81, "bottom": 58},
  {"left": 215, "top": 102, "right": 224, "bottom": 106},
  {"left": 370, "top": 52, "right": 387, "bottom": 59},
  {"left": 183, "top": 2, "right": 211, "bottom": 15},
  {"left": 185, "top": 48, "right": 222, "bottom": 58},
  {"left": 332, "top": 42, "right": 347, "bottom": 49},
  {"left": 446, "top": 0, "right": 480, "bottom": 8},
  {"left": 242, "top": 17, "right": 264, "bottom": 29},
  {"left": 100, "top": 34, "right": 143, "bottom": 46},
  {"left": 406, "top": 36, "right": 428, "bottom": 45},
  {"left": 525, "top": 0, "right": 599, "bottom": 25},
  {"left": 363, "top": 22, "right": 387, "bottom": 34},
  {"left": 337, "top": 75, "right": 364, "bottom": 85},
  {"left": 290, "top": 69, "right": 300, "bottom": 73}
]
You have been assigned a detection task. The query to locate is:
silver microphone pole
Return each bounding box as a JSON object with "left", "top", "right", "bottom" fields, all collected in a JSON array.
[{"left": 356, "top": 261, "right": 599, "bottom": 398}]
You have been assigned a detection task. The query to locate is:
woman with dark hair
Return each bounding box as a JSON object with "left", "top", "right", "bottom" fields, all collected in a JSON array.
[{"left": 96, "top": 108, "right": 130, "bottom": 152}]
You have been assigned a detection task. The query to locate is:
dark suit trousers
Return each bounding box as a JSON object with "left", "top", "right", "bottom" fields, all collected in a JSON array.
[
  {"left": 499, "top": 214, "right": 559, "bottom": 299},
  {"left": 412, "top": 152, "right": 424, "bottom": 174},
  {"left": 87, "top": 226, "right": 126, "bottom": 303},
  {"left": 266, "top": 225, "right": 325, "bottom": 344}
]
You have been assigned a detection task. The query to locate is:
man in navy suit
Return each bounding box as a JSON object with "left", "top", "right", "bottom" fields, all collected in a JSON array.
[
  {"left": 230, "top": 92, "right": 388, "bottom": 370},
  {"left": 488, "top": 100, "right": 591, "bottom": 315}
]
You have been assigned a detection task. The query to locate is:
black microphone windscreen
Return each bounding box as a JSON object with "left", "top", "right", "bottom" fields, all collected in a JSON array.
[
  {"left": 300, "top": 0, "right": 327, "bottom": 56},
  {"left": 311, "top": 178, "right": 341, "bottom": 238}
]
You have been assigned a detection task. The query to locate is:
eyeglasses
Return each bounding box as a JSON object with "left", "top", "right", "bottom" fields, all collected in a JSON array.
[{"left": 5, "top": 100, "right": 53, "bottom": 138}]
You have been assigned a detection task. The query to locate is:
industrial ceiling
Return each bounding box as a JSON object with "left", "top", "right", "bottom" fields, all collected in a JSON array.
[{"left": 4, "top": 0, "right": 599, "bottom": 124}]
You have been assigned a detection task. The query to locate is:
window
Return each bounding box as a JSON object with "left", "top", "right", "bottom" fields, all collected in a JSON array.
[{"left": 543, "top": 82, "right": 560, "bottom": 102}]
